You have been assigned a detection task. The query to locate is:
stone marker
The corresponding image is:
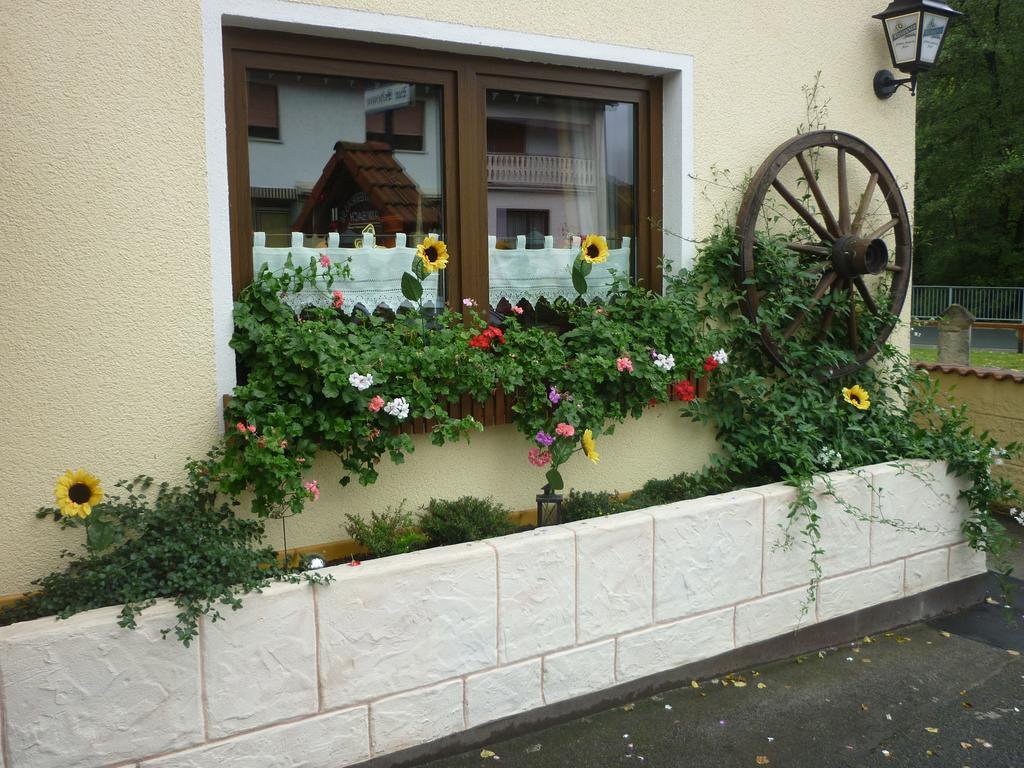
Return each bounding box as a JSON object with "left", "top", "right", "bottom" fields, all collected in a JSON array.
[{"left": 937, "top": 304, "right": 974, "bottom": 366}]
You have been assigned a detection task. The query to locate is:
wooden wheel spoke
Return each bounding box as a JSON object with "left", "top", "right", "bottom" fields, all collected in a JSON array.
[
  {"left": 786, "top": 242, "right": 830, "bottom": 257},
  {"left": 853, "top": 276, "right": 880, "bottom": 315},
  {"left": 837, "top": 148, "right": 851, "bottom": 233},
  {"left": 865, "top": 217, "right": 899, "bottom": 242},
  {"left": 851, "top": 172, "right": 879, "bottom": 236},
  {"left": 771, "top": 179, "right": 834, "bottom": 244},
  {"left": 885, "top": 264, "right": 904, "bottom": 272},
  {"left": 814, "top": 280, "right": 842, "bottom": 342},
  {"left": 783, "top": 271, "right": 837, "bottom": 339},
  {"left": 795, "top": 152, "right": 840, "bottom": 238},
  {"left": 848, "top": 282, "right": 860, "bottom": 350}
]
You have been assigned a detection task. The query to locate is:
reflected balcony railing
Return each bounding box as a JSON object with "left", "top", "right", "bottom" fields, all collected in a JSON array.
[{"left": 486, "top": 153, "right": 596, "bottom": 190}]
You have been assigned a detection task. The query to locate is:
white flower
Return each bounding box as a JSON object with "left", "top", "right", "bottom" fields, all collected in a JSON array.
[
  {"left": 712, "top": 348, "right": 729, "bottom": 366},
  {"left": 348, "top": 372, "right": 374, "bottom": 391},
  {"left": 653, "top": 353, "right": 675, "bottom": 372},
  {"left": 816, "top": 447, "right": 843, "bottom": 470},
  {"left": 989, "top": 447, "right": 1007, "bottom": 466},
  {"left": 383, "top": 397, "right": 410, "bottom": 420},
  {"left": 1011, "top": 507, "right": 1024, "bottom": 526}
]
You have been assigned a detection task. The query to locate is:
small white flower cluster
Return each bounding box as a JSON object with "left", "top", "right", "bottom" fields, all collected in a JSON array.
[
  {"left": 348, "top": 372, "right": 374, "bottom": 391},
  {"left": 989, "top": 447, "right": 1007, "bottom": 466},
  {"left": 653, "top": 353, "right": 675, "bottom": 372},
  {"left": 712, "top": 348, "right": 729, "bottom": 366},
  {"left": 1011, "top": 507, "right": 1024, "bottom": 527},
  {"left": 816, "top": 447, "right": 843, "bottom": 470},
  {"left": 383, "top": 397, "right": 410, "bottom": 420}
]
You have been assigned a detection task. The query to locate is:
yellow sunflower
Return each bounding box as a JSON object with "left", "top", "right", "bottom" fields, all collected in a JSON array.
[
  {"left": 581, "top": 429, "right": 600, "bottom": 464},
  {"left": 54, "top": 469, "right": 104, "bottom": 518},
  {"left": 842, "top": 385, "right": 871, "bottom": 411},
  {"left": 580, "top": 234, "right": 609, "bottom": 264},
  {"left": 416, "top": 236, "right": 449, "bottom": 273}
]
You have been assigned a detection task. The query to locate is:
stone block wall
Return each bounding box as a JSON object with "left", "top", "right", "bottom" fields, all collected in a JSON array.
[{"left": 0, "top": 461, "right": 988, "bottom": 768}]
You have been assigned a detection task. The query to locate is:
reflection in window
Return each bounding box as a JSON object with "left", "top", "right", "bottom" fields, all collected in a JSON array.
[
  {"left": 246, "top": 71, "right": 444, "bottom": 312},
  {"left": 486, "top": 91, "right": 636, "bottom": 313}
]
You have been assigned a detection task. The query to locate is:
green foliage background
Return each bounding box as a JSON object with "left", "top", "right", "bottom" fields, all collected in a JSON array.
[{"left": 914, "top": 0, "right": 1024, "bottom": 285}]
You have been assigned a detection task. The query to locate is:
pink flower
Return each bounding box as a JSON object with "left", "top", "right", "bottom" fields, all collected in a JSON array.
[
  {"left": 511, "top": 306, "right": 524, "bottom": 316},
  {"left": 247, "top": 424, "right": 257, "bottom": 433},
  {"left": 332, "top": 290, "right": 344, "bottom": 309},
  {"left": 279, "top": 439, "right": 288, "bottom": 449},
  {"left": 296, "top": 457, "right": 306, "bottom": 464},
  {"left": 320, "top": 252, "right": 331, "bottom": 268},
  {"left": 462, "top": 297, "right": 477, "bottom": 307},
  {"left": 527, "top": 447, "right": 552, "bottom": 467},
  {"left": 555, "top": 422, "right": 575, "bottom": 438},
  {"left": 368, "top": 395, "right": 385, "bottom": 412},
  {"left": 303, "top": 480, "right": 320, "bottom": 501},
  {"left": 616, "top": 356, "right": 634, "bottom": 373},
  {"left": 235, "top": 422, "right": 247, "bottom": 434}
]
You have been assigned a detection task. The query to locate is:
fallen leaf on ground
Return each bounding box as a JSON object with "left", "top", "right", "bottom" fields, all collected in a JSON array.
[
  {"left": 961, "top": 701, "right": 973, "bottom": 709},
  {"left": 1008, "top": 650, "right": 1021, "bottom": 656},
  {"left": 733, "top": 681, "right": 747, "bottom": 688},
  {"left": 986, "top": 597, "right": 1000, "bottom": 605},
  {"left": 881, "top": 749, "right": 891, "bottom": 757},
  {"left": 622, "top": 703, "right": 635, "bottom": 711},
  {"left": 896, "top": 636, "right": 912, "bottom": 644},
  {"left": 757, "top": 682, "right": 767, "bottom": 689},
  {"left": 960, "top": 742, "right": 973, "bottom": 750},
  {"left": 756, "top": 757, "right": 770, "bottom": 765},
  {"left": 926, "top": 749, "right": 936, "bottom": 757},
  {"left": 925, "top": 727, "right": 940, "bottom": 734},
  {"left": 480, "top": 749, "right": 497, "bottom": 759},
  {"left": 863, "top": 636, "right": 874, "bottom": 643},
  {"left": 862, "top": 658, "right": 872, "bottom": 663},
  {"left": 525, "top": 744, "right": 542, "bottom": 754},
  {"left": 860, "top": 704, "right": 869, "bottom": 712},
  {"left": 691, "top": 680, "right": 700, "bottom": 689},
  {"left": 940, "top": 631, "right": 951, "bottom": 638}
]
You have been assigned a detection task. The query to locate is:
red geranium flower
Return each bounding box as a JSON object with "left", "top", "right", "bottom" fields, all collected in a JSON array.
[
  {"left": 703, "top": 356, "right": 719, "bottom": 373},
  {"left": 469, "top": 325, "right": 506, "bottom": 350},
  {"left": 673, "top": 380, "right": 696, "bottom": 402}
]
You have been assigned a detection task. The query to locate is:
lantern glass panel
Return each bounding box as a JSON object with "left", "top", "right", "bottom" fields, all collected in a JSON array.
[
  {"left": 920, "top": 12, "right": 949, "bottom": 64},
  {"left": 886, "top": 12, "right": 922, "bottom": 64}
]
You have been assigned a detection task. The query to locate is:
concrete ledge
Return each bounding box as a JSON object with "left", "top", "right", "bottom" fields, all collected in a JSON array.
[{"left": 0, "top": 461, "right": 990, "bottom": 768}]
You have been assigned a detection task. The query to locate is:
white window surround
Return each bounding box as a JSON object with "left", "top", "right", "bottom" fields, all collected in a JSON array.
[{"left": 201, "top": 0, "right": 694, "bottom": 416}]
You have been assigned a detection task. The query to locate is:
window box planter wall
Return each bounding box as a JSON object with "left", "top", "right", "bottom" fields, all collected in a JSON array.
[{"left": 0, "top": 461, "right": 989, "bottom": 768}]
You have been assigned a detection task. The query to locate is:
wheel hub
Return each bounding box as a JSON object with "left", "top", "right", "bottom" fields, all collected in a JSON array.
[{"left": 830, "top": 235, "right": 888, "bottom": 278}]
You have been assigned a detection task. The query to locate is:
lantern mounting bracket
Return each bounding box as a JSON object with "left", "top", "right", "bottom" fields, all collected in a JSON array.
[{"left": 873, "top": 69, "right": 918, "bottom": 99}]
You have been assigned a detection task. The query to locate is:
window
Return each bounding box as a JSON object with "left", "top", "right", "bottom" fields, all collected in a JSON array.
[{"left": 224, "top": 29, "right": 661, "bottom": 314}]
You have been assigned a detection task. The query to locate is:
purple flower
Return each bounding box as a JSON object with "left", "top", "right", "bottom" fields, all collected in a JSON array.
[
  {"left": 548, "top": 387, "right": 561, "bottom": 405},
  {"left": 535, "top": 431, "right": 555, "bottom": 447}
]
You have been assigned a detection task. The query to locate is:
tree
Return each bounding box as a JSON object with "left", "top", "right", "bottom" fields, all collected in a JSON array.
[{"left": 914, "top": 0, "right": 1024, "bottom": 286}]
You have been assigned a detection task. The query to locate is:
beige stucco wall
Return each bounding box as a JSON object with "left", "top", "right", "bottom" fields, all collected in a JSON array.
[
  {"left": 0, "top": 0, "right": 916, "bottom": 595},
  {"left": 926, "top": 371, "right": 1024, "bottom": 491}
]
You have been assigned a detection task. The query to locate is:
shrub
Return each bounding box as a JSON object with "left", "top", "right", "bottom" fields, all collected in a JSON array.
[
  {"left": 626, "top": 467, "right": 736, "bottom": 510},
  {"left": 560, "top": 489, "right": 626, "bottom": 522},
  {"left": 419, "top": 496, "right": 515, "bottom": 546},
  {"left": 0, "top": 458, "right": 324, "bottom": 645},
  {"left": 344, "top": 505, "right": 428, "bottom": 558}
]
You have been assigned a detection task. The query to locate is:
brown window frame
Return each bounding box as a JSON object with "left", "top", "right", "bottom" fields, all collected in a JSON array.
[{"left": 222, "top": 27, "right": 663, "bottom": 307}]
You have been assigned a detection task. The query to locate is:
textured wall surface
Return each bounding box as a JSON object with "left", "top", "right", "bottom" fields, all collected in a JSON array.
[
  {"left": 0, "top": 0, "right": 916, "bottom": 594},
  {"left": 0, "top": 462, "right": 985, "bottom": 768},
  {"left": 927, "top": 371, "right": 1024, "bottom": 491}
]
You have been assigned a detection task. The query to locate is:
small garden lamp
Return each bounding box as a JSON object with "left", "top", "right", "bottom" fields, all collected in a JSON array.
[
  {"left": 536, "top": 484, "right": 563, "bottom": 527},
  {"left": 872, "top": 0, "right": 961, "bottom": 98}
]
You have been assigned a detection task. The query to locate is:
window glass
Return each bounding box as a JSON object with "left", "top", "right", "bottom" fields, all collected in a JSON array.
[
  {"left": 486, "top": 90, "right": 636, "bottom": 314},
  {"left": 246, "top": 70, "right": 445, "bottom": 312}
]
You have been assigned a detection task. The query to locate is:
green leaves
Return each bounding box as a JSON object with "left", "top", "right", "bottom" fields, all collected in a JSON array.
[
  {"left": 545, "top": 467, "right": 564, "bottom": 491},
  {"left": 571, "top": 257, "right": 592, "bottom": 296},
  {"left": 401, "top": 271, "right": 423, "bottom": 302}
]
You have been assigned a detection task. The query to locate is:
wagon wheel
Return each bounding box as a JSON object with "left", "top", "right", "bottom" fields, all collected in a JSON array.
[{"left": 736, "top": 130, "right": 911, "bottom": 379}]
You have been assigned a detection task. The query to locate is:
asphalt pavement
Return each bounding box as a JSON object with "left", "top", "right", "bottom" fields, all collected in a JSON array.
[{"left": 912, "top": 325, "right": 1020, "bottom": 352}]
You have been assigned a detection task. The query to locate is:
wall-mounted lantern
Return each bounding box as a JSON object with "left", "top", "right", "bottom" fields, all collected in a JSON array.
[
  {"left": 536, "top": 484, "right": 563, "bottom": 527},
  {"left": 873, "top": 0, "right": 962, "bottom": 98}
]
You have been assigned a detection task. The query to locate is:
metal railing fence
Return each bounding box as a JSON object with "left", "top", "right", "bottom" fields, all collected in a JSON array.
[{"left": 911, "top": 285, "right": 1024, "bottom": 323}]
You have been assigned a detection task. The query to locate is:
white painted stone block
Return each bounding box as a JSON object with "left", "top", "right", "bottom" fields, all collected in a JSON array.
[
  {"left": 571, "top": 512, "right": 653, "bottom": 643},
  {"left": 616, "top": 607, "right": 734, "bottom": 681},
  {"left": 869, "top": 461, "right": 966, "bottom": 564},
  {"left": 201, "top": 581, "right": 318, "bottom": 738},
  {"left": 0, "top": 602, "right": 202, "bottom": 768},
  {"left": 370, "top": 679, "right": 464, "bottom": 756},
  {"left": 949, "top": 542, "right": 988, "bottom": 581},
  {"left": 759, "top": 471, "right": 872, "bottom": 594},
  {"left": 542, "top": 640, "right": 616, "bottom": 703},
  {"left": 490, "top": 526, "right": 575, "bottom": 664},
  {"left": 317, "top": 543, "right": 496, "bottom": 710},
  {"left": 904, "top": 549, "right": 950, "bottom": 595},
  {"left": 465, "top": 658, "right": 543, "bottom": 728},
  {"left": 818, "top": 561, "right": 905, "bottom": 621},
  {"left": 735, "top": 587, "right": 815, "bottom": 646},
  {"left": 652, "top": 491, "right": 762, "bottom": 622},
  {"left": 140, "top": 707, "right": 369, "bottom": 768}
]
